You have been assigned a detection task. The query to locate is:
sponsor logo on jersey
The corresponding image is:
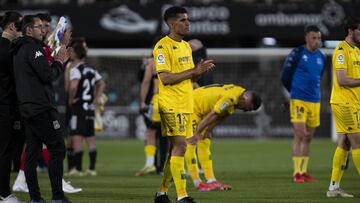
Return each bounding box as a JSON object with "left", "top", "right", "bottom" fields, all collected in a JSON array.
[
  {"left": 35, "top": 50, "right": 43, "bottom": 59},
  {"left": 178, "top": 56, "right": 190, "bottom": 63},
  {"left": 337, "top": 54, "right": 344, "bottom": 64},
  {"left": 157, "top": 53, "right": 165, "bottom": 65},
  {"left": 302, "top": 55, "right": 308, "bottom": 62}
]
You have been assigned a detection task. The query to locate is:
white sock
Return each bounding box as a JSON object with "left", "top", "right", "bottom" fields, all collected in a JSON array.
[
  {"left": 207, "top": 178, "right": 217, "bottom": 184},
  {"left": 157, "top": 192, "right": 166, "bottom": 196},
  {"left": 329, "top": 181, "right": 340, "bottom": 191},
  {"left": 145, "top": 156, "right": 155, "bottom": 166},
  {"left": 177, "top": 196, "right": 188, "bottom": 201},
  {"left": 193, "top": 179, "right": 202, "bottom": 187}
]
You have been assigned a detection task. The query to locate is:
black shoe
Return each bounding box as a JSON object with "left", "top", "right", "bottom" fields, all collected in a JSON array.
[
  {"left": 30, "top": 199, "right": 46, "bottom": 203},
  {"left": 154, "top": 193, "right": 172, "bottom": 203},
  {"left": 51, "top": 197, "right": 72, "bottom": 203},
  {"left": 176, "top": 197, "right": 196, "bottom": 203}
]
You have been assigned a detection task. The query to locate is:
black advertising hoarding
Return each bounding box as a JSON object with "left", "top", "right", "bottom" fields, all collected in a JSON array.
[{"left": 1, "top": 0, "right": 358, "bottom": 47}]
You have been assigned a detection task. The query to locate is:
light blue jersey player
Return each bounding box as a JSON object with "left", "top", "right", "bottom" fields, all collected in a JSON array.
[{"left": 281, "top": 25, "right": 325, "bottom": 183}]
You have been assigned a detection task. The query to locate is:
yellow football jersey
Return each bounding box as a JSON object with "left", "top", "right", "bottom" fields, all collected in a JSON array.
[
  {"left": 193, "top": 84, "right": 246, "bottom": 117},
  {"left": 330, "top": 41, "right": 360, "bottom": 105},
  {"left": 153, "top": 36, "right": 194, "bottom": 113}
]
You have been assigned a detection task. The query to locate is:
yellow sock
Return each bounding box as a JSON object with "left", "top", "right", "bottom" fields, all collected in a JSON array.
[
  {"left": 185, "top": 144, "right": 200, "bottom": 181},
  {"left": 145, "top": 145, "right": 156, "bottom": 157},
  {"left": 300, "top": 156, "right": 309, "bottom": 174},
  {"left": 198, "top": 138, "right": 215, "bottom": 181},
  {"left": 170, "top": 156, "right": 187, "bottom": 198},
  {"left": 292, "top": 157, "right": 302, "bottom": 176},
  {"left": 330, "top": 147, "right": 348, "bottom": 184},
  {"left": 159, "top": 157, "right": 172, "bottom": 193},
  {"left": 352, "top": 149, "right": 360, "bottom": 175}
]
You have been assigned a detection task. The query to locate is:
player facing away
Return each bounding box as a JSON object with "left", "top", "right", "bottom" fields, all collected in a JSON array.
[
  {"left": 185, "top": 84, "right": 262, "bottom": 191},
  {"left": 136, "top": 57, "right": 164, "bottom": 176},
  {"left": 281, "top": 25, "right": 325, "bottom": 183},
  {"left": 153, "top": 6, "right": 215, "bottom": 203},
  {"left": 68, "top": 39, "right": 105, "bottom": 177},
  {"left": 326, "top": 18, "right": 360, "bottom": 198}
]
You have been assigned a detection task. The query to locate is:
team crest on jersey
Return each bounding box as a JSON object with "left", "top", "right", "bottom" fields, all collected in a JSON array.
[
  {"left": 13, "top": 121, "right": 21, "bottom": 130},
  {"left": 220, "top": 102, "right": 229, "bottom": 111},
  {"left": 157, "top": 54, "right": 165, "bottom": 65},
  {"left": 337, "top": 54, "right": 344, "bottom": 64},
  {"left": 34, "top": 50, "right": 43, "bottom": 59},
  {"left": 316, "top": 58, "right": 322, "bottom": 65},
  {"left": 53, "top": 120, "right": 60, "bottom": 129}
]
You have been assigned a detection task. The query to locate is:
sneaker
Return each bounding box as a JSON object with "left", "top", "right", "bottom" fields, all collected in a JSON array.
[
  {"left": 154, "top": 193, "right": 172, "bottom": 203},
  {"left": 62, "top": 179, "right": 82, "bottom": 193},
  {"left": 84, "top": 169, "right": 97, "bottom": 176},
  {"left": 0, "top": 194, "right": 25, "bottom": 203},
  {"left": 176, "top": 196, "right": 196, "bottom": 203},
  {"left": 65, "top": 169, "right": 83, "bottom": 177},
  {"left": 12, "top": 171, "right": 29, "bottom": 193},
  {"left": 135, "top": 165, "right": 156, "bottom": 176},
  {"left": 196, "top": 182, "right": 211, "bottom": 192},
  {"left": 301, "top": 173, "right": 317, "bottom": 182},
  {"left": 293, "top": 173, "right": 305, "bottom": 183},
  {"left": 326, "top": 188, "right": 354, "bottom": 198},
  {"left": 207, "top": 180, "right": 232, "bottom": 191}
]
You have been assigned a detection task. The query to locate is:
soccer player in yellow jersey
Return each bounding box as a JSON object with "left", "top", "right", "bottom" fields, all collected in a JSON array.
[
  {"left": 327, "top": 18, "right": 360, "bottom": 198},
  {"left": 153, "top": 6, "right": 215, "bottom": 203},
  {"left": 185, "top": 84, "right": 262, "bottom": 192}
]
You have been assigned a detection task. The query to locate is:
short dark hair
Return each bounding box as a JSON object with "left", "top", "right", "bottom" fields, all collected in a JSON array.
[
  {"left": 163, "top": 6, "right": 187, "bottom": 24},
  {"left": 304, "top": 25, "right": 320, "bottom": 35},
  {"left": 344, "top": 18, "right": 360, "bottom": 36},
  {"left": 20, "top": 15, "right": 39, "bottom": 35},
  {"left": 0, "top": 11, "right": 22, "bottom": 30},
  {"left": 35, "top": 13, "right": 51, "bottom": 22},
  {"left": 250, "top": 91, "right": 262, "bottom": 110},
  {"left": 69, "top": 37, "right": 86, "bottom": 47},
  {"left": 71, "top": 39, "right": 87, "bottom": 59}
]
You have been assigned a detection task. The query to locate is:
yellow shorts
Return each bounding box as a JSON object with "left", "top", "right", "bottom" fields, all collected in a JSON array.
[
  {"left": 191, "top": 113, "right": 207, "bottom": 135},
  {"left": 149, "top": 94, "right": 160, "bottom": 123},
  {"left": 331, "top": 104, "right": 360, "bottom": 134},
  {"left": 290, "top": 99, "right": 320, "bottom": 127},
  {"left": 160, "top": 112, "right": 193, "bottom": 138}
]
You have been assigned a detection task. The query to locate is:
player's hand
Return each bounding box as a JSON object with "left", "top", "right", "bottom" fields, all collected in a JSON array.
[
  {"left": 204, "top": 131, "right": 212, "bottom": 139},
  {"left": 139, "top": 104, "right": 149, "bottom": 114},
  {"left": 54, "top": 45, "right": 69, "bottom": 64},
  {"left": 194, "top": 59, "right": 215, "bottom": 76},
  {"left": 69, "top": 98, "right": 79, "bottom": 105},
  {"left": 61, "top": 29, "right": 72, "bottom": 46},
  {"left": 186, "top": 133, "right": 202, "bottom": 145}
]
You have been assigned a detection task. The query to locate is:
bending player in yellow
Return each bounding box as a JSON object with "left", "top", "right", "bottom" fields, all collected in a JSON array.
[
  {"left": 153, "top": 6, "right": 215, "bottom": 203},
  {"left": 185, "top": 84, "right": 262, "bottom": 191}
]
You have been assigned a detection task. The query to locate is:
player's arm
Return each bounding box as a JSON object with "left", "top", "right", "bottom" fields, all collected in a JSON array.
[
  {"left": 158, "top": 59, "right": 215, "bottom": 86},
  {"left": 336, "top": 69, "right": 360, "bottom": 87},
  {"left": 94, "top": 79, "right": 106, "bottom": 103},
  {"left": 68, "top": 79, "right": 79, "bottom": 105},
  {"left": 193, "top": 110, "right": 227, "bottom": 141},
  {"left": 280, "top": 48, "right": 300, "bottom": 92},
  {"left": 140, "top": 61, "right": 154, "bottom": 109}
]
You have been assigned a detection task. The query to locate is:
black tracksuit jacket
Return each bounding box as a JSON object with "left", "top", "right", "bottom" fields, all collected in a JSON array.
[{"left": 12, "top": 36, "right": 63, "bottom": 118}]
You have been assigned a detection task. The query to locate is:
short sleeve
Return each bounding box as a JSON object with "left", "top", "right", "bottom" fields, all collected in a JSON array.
[
  {"left": 213, "top": 97, "right": 236, "bottom": 115},
  {"left": 153, "top": 44, "right": 171, "bottom": 73},
  {"left": 95, "top": 70, "right": 102, "bottom": 81},
  {"left": 70, "top": 68, "right": 81, "bottom": 80},
  {"left": 333, "top": 48, "right": 347, "bottom": 70}
]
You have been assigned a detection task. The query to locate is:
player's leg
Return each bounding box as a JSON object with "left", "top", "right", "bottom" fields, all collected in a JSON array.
[
  {"left": 290, "top": 99, "right": 307, "bottom": 183},
  {"left": 299, "top": 125, "right": 316, "bottom": 182},
  {"left": 84, "top": 135, "right": 97, "bottom": 176},
  {"left": 68, "top": 110, "right": 84, "bottom": 176},
  {"left": 327, "top": 104, "right": 353, "bottom": 197},
  {"left": 71, "top": 135, "right": 84, "bottom": 176},
  {"left": 136, "top": 120, "right": 157, "bottom": 176}
]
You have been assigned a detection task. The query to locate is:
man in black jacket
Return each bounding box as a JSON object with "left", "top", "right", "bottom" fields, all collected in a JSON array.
[
  {"left": 0, "top": 10, "right": 24, "bottom": 203},
  {"left": 12, "top": 15, "right": 70, "bottom": 203}
]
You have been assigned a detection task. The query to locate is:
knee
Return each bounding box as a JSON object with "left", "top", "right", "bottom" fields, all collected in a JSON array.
[{"left": 172, "top": 142, "right": 187, "bottom": 156}]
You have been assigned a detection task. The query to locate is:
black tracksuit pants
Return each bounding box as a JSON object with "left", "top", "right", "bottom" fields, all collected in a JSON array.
[
  {"left": 0, "top": 106, "right": 15, "bottom": 198},
  {"left": 24, "top": 109, "right": 66, "bottom": 201}
]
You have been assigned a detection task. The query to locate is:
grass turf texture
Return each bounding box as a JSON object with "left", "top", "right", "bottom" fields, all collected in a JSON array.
[{"left": 12, "top": 139, "right": 359, "bottom": 203}]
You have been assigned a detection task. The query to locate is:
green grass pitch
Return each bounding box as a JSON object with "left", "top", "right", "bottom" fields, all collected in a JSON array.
[{"left": 12, "top": 138, "right": 360, "bottom": 202}]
